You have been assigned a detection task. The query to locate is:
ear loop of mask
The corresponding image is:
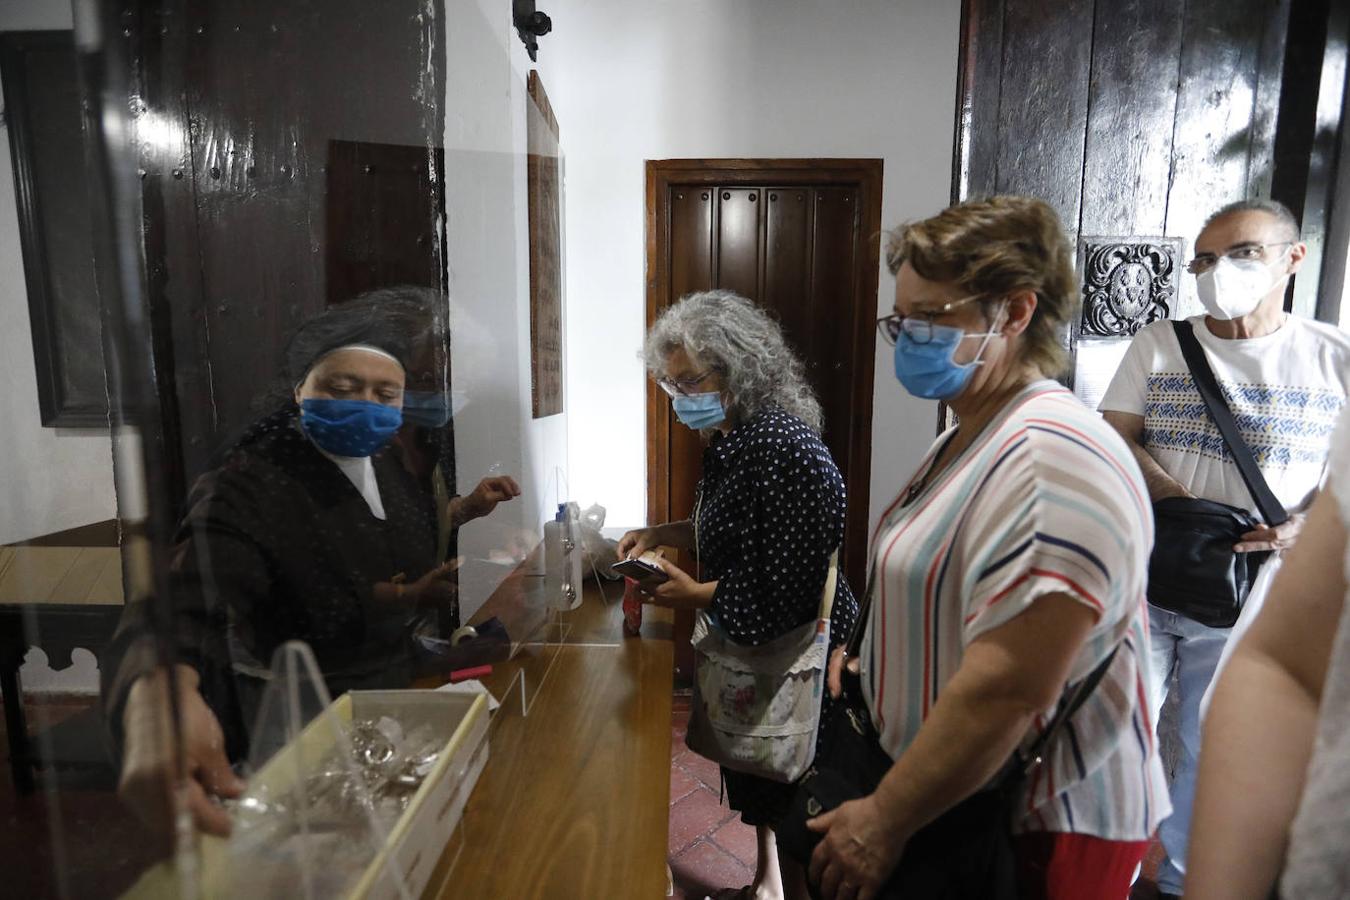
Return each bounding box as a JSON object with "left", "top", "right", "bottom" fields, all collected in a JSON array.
[{"left": 965, "top": 298, "right": 1010, "bottom": 367}]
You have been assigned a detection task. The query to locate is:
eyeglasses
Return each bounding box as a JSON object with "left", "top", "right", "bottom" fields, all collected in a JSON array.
[
  {"left": 656, "top": 370, "right": 714, "bottom": 396},
  {"left": 1186, "top": 241, "right": 1293, "bottom": 275},
  {"left": 876, "top": 294, "right": 985, "bottom": 346}
]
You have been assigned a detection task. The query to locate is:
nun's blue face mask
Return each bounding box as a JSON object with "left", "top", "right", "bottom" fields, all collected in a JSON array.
[
  {"left": 295, "top": 345, "right": 406, "bottom": 457},
  {"left": 300, "top": 398, "right": 403, "bottom": 456}
]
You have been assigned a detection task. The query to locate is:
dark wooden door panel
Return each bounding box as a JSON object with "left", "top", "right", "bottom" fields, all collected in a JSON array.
[
  {"left": 716, "top": 188, "right": 763, "bottom": 301},
  {"left": 1079, "top": 0, "right": 1183, "bottom": 235},
  {"left": 808, "top": 187, "right": 861, "bottom": 490},
  {"left": 136, "top": 0, "right": 444, "bottom": 491},
  {"left": 763, "top": 187, "right": 815, "bottom": 362},
  {"left": 953, "top": 0, "right": 1339, "bottom": 414},
  {"left": 326, "top": 140, "right": 444, "bottom": 305},
  {"left": 994, "top": 0, "right": 1095, "bottom": 233},
  {"left": 955, "top": 0, "right": 1006, "bottom": 202},
  {"left": 1164, "top": 0, "right": 1280, "bottom": 244},
  {"left": 669, "top": 188, "right": 714, "bottom": 300},
  {"left": 648, "top": 160, "right": 883, "bottom": 630},
  {"left": 667, "top": 186, "right": 717, "bottom": 530}
]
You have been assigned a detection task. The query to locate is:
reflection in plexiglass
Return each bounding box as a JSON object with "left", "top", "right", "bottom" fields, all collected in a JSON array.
[{"left": 0, "top": 0, "right": 611, "bottom": 895}]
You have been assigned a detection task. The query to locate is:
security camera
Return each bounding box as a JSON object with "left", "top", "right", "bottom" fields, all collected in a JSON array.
[{"left": 513, "top": 0, "right": 552, "bottom": 61}]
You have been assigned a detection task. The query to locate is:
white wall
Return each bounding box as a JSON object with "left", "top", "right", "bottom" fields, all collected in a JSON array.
[
  {"left": 443, "top": 0, "right": 570, "bottom": 618},
  {"left": 546, "top": 0, "right": 962, "bottom": 536},
  {"left": 0, "top": 0, "right": 118, "bottom": 545}
]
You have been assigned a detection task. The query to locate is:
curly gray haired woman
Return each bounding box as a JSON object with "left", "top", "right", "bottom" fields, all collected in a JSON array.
[
  {"left": 642, "top": 290, "right": 824, "bottom": 433},
  {"left": 621, "top": 289, "right": 857, "bottom": 900}
]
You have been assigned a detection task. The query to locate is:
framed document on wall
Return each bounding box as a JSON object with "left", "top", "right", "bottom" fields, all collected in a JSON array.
[
  {"left": 526, "top": 69, "right": 563, "bottom": 419},
  {"left": 0, "top": 30, "right": 108, "bottom": 428}
]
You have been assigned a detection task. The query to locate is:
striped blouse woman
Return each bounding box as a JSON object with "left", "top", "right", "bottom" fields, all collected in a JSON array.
[{"left": 806, "top": 197, "right": 1169, "bottom": 900}]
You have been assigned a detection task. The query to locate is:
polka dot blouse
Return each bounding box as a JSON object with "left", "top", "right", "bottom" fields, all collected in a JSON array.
[{"left": 696, "top": 405, "right": 858, "bottom": 647}]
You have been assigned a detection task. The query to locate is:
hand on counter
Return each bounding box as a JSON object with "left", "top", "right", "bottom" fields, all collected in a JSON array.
[
  {"left": 119, "top": 665, "right": 244, "bottom": 838},
  {"left": 382, "top": 559, "right": 461, "bottom": 610}
]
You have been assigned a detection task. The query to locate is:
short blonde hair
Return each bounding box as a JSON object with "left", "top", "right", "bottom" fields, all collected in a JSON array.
[{"left": 886, "top": 196, "right": 1077, "bottom": 379}]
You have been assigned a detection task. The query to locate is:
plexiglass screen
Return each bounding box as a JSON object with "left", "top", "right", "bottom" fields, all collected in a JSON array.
[{"left": 0, "top": 0, "right": 599, "bottom": 895}]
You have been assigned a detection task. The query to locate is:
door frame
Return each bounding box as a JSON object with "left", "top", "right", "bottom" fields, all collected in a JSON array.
[{"left": 644, "top": 158, "right": 884, "bottom": 590}]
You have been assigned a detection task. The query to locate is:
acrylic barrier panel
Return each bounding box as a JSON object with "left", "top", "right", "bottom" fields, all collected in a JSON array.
[
  {"left": 0, "top": 0, "right": 642, "bottom": 895},
  {"left": 0, "top": 7, "right": 160, "bottom": 898}
]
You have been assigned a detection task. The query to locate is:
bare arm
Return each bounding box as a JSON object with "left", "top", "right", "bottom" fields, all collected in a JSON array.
[
  {"left": 616, "top": 519, "right": 695, "bottom": 558},
  {"left": 1102, "top": 410, "right": 1193, "bottom": 501},
  {"left": 1185, "top": 488, "right": 1347, "bottom": 900},
  {"left": 808, "top": 593, "right": 1097, "bottom": 897}
]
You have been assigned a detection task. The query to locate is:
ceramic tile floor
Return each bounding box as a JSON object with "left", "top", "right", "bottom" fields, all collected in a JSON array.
[
  {"left": 668, "top": 690, "right": 1169, "bottom": 900},
  {"left": 668, "top": 691, "right": 759, "bottom": 900}
]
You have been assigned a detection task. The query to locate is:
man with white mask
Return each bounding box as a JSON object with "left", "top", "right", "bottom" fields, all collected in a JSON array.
[{"left": 1099, "top": 198, "right": 1350, "bottom": 899}]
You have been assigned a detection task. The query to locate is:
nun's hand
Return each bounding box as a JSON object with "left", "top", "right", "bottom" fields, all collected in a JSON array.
[
  {"left": 402, "top": 560, "right": 460, "bottom": 610},
  {"left": 458, "top": 476, "right": 522, "bottom": 523}
]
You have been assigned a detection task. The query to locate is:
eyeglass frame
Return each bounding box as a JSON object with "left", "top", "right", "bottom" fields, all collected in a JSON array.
[
  {"left": 1186, "top": 240, "right": 1294, "bottom": 275},
  {"left": 876, "top": 293, "right": 989, "bottom": 346},
  {"left": 656, "top": 370, "right": 716, "bottom": 396}
]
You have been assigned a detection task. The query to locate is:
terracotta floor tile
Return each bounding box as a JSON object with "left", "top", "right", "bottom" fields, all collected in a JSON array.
[
  {"left": 671, "top": 839, "right": 754, "bottom": 899},
  {"left": 711, "top": 817, "right": 758, "bottom": 870},
  {"left": 680, "top": 749, "right": 723, "bottom": 792},
  {"left": 668, "top": 786, "right": 735, "bottom": 855},
  {"left": 670, "top": 763, "right": 701, "bottom": 805}
]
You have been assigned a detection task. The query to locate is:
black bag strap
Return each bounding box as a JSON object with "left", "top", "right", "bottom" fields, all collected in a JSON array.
[
  {"left": 1015, "top": 644, "right": 1119, "bottom": 780},
  {"left": 1172, "top": 320, "right": 1288, "bottom": 526}
]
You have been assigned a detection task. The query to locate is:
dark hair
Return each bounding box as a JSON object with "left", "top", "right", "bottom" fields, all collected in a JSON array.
[
  {"left": 1202, "top": 198, "right": 1301, "bottom": 241},
  {"left": 886, "top": 196, "right": 1077, "bottom": 378},
  {"left": 281, "top": 300, "right": 409, "bottom": 388},
  {"left": 257, "top": 286, "right": 446, "bottom": 410}
]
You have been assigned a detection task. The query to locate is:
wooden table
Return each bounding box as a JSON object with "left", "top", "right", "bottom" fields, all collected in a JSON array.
[
  {"left": 120, "top": 568, "right": 678, "bottom": 899},
  {"left": 419, "top": 576, "right": 674, "bottom": 899},
  {"left": 0, "top": 546, "right": 125, "bottom": 793}
]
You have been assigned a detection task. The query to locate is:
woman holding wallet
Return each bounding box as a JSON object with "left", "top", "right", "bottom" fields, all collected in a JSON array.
[
  {"left": 802, "top": 197, "right": 1169, "bottom": 900},
  {"left": 619, "top": 290, "right": 858, "bottom": 900}
]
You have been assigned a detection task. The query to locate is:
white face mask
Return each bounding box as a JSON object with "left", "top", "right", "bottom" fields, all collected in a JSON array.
[{"left": 1195, "top": 255, "right": 1288, "bottom": 320}]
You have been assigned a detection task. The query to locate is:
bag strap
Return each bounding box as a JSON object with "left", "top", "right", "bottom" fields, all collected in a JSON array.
[
  {"left": 818, "top": 550, "right": 839, "bottom": 621},
  {"left": 1172, "top": 320, "right": 1288, "bottom": 526},
  {"left": 1015, "top": 643, "right": 1120, "bottom": 780}
]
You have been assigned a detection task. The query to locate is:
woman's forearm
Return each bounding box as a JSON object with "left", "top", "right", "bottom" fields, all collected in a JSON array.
[
  {"left": 657, "top": 519, "right": 695, "bottom": 550},
  {"left": 1185, "top": 649, "right": 1320, "bottom": 900},
  {"left": 1187, "top": 486, "right": 1346, "bottom": 900},
  {"left": 869, "top": 593, "right": 1096, "bottom": 842},
  {"left": 871, "top": 673, "right": 1037, "bottom": 840}
]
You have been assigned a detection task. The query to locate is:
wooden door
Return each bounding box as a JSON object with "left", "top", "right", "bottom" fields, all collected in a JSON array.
[
  {"left": 952, "top": 0, "right": 1348, "bottom": 409},
  {"left": 130, "top": 0, "right": 446, "bottom": 499},
  {"left": 646, "top": 160, "right": 882, "bottom": 680}
]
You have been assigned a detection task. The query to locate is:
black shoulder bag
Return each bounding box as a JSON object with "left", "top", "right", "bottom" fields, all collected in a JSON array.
[
  {"left": 1146, "top": 321, "right": 1288, "bottom": 628},
  {"left": 777, "top": 561, "right": 1120, "bottom": 900}
]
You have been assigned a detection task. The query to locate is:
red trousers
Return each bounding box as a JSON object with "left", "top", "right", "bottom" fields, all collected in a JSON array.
[{"left": 1014, "top": 831, "right": 1151, "bottom": 900}]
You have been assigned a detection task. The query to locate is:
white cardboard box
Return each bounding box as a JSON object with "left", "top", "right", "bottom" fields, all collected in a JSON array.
[{"left": 123, "top": 689, "right": 489, "bottom": 899}]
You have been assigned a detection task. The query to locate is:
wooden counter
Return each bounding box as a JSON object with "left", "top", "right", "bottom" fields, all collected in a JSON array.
[{"left": 420, "top": 577, "right": 674, "bottom": 899}]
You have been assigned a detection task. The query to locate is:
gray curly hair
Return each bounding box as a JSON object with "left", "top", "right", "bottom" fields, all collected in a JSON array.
[{"left": 643, "top": 290, "right": 823, "bottom": 432}]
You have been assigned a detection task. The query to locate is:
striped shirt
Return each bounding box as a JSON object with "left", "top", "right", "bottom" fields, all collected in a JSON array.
[{"left": 859, "top": 382, "right": 1171, "bottom": 840}]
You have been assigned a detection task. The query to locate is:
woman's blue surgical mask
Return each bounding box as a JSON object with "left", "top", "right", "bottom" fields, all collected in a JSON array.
[
  {"left": 893, "top": 303, "right": 1006, "bottom": 400},
  {"left": 400, "top": 388, "right": 472, "bottom": 428},
  {"left": 671, "top": 391, "right": 727, "bottom": 430},
  {"left": 401, "top": 390, "right": 452, "bottom": 428},
  {"left": 300, "top": 398, "right": 403, "bottom": 456}
]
